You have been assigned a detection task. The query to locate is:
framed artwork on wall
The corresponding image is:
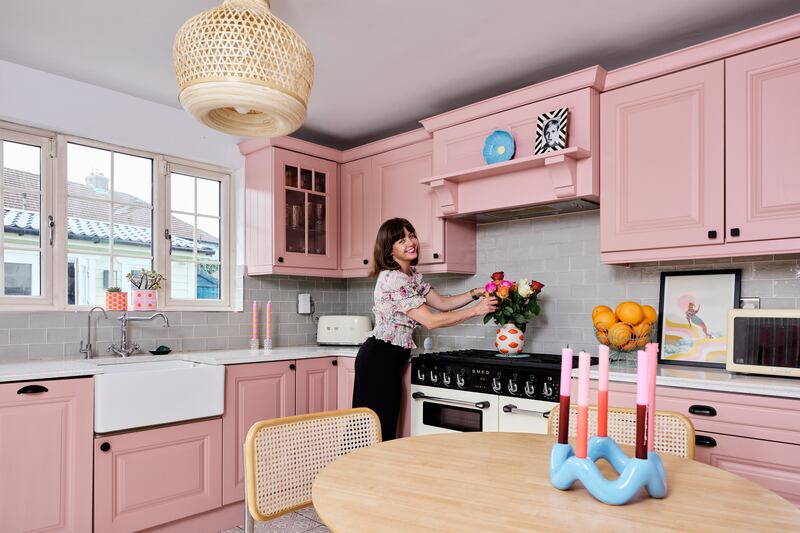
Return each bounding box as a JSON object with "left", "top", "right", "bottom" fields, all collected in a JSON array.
[
  {"left": 657, "top": 269, "right": 741, "bottom": 367},
  {"left": 534, "top": 107, "right": 569, "bottom": 154}
]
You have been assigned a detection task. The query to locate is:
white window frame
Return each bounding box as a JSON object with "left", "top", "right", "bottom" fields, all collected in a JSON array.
[
  {"left": 161, "top": 156, "right": 234, "bottom": 311},
  {"left": 0, "top": 122, "right": 55, "bottom": 309}
]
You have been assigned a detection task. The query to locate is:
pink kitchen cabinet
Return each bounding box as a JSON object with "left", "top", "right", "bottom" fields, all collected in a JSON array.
[
  {"left": 243, "top": 144, "right": 339, "bottom": 276},
  {"left": 340, "top": 157, "right": 381, "bottom": 276},
  {"left": 296, "top": 356, "right": 338, "bottom": 415},
  {"left": 93, "top": 418, "right": 222, "bottom": 533},
  {"left": 336, "top": 356, "right": 357, "bottom": 410},
  {"left": 726, "top": 37, "right": 800, "bottom": 243},
  {"left": 222, "top": 361, "right": 296, "bottom": 504},
  {"left": 0, "top": 378, "right": 93, "bottom": 533},
  {"left": 600, "top": 61, "right": 725, "bottom": 253}
]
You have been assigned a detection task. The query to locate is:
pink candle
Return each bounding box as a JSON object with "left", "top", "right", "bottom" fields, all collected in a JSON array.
[
  {"left": 598, "top": 344, "right": 610, "bottom": 437},
  {"left": 646, "top": 343, "right": 659, "bottom": 452},
  {"left": 635, "top": 350, "right": 650, "bottom": 459},
  {"left": 576, "top": 351, "right": 590, "bottom": 459},
  {"left": 558, "top": 347, "right": 573, "bottom": 445},
  {"left": 265, "top": 301, "right": 271, "bottom": 340},
  {"left": 251, "top": 300, "right": 258, "bottom": 340}
]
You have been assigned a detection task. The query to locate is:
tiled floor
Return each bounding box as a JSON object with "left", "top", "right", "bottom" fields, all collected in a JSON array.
[{"left": 220, "top": 506, "right": 330, "bottom": 533}]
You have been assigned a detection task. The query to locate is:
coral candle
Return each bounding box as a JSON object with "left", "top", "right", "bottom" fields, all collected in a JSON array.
[
  {"left": 635, "top": 350, "right": 650, "bottom": 460},
  {"left": 265, "top": 300, "right": 271, "bottom": 340},
  {"left": 646, "top": 343, "right": 659, "bottom": 452},
  {"left": 251, "top": 300, "right": 258, "bottom": 340},
  {"left": 558, "top": 347, "right": 573, "bottom": 445},
  {"left": 576, "top": 351, "right": 591, "bottom": 459},
  {"left": 598, "top": 344, "right": 610, "bottom": 437}
]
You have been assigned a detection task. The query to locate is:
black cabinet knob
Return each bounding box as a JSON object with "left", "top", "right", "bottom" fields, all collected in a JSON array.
[
  {"left": 277, "top": 257, "right": 284, "bottom": 263},
  {"left": 688, "top": 404, "right": 717, "bottom": 417},
  {"left": 289, "top": 363, "right": 296, "bottom": 370},
  {"left": 707, "top": 230, "right": 717, "bottom": 239},
  {"left": 695, "top": 435, "right": 717, "bottom": 447},
  {"left": 363, "top": 259, "right": 369, "bottom": 265},
  {"left": 100, "top": 442, "right": 111, "bottom": 452},
  {"left": 730, "top": 228, "right": 740, "bottom": 237},
  {"left": 433, "top": 253, "right": 440, "bottom": 259},
  {"left": 332, "top": 359, "right": 338, "bottom": 366},
  {"left": 17, "top": 384, "right": 48, "bottom": 395}
]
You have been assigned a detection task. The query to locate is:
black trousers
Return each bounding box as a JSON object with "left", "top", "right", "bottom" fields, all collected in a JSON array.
[{"left": 352, "top": 337, "right": 411, "bottom": 441}]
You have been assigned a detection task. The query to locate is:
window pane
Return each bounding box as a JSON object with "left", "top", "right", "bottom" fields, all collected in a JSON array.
[
  {"left": 2, "top": 140, "right": 41, "bottom": 188},
  {"left": 4, "top": 250, "right": 40, "bottom": 296},
  {"left": 196, "top": 178, "right": 220, "bottom": 216},
  {"left": 196, "top": 263, "right": 220, "bottom": 300},
  {"left": 171, "top": 212, "right": 196, "bottom": 257},
  {"left": 300, "top": 168, "right": 312, "bottom": 190},
  {"left": 67, "top": 144, "right": 111, "bottom": 199},
  {"left": 314, "top": 171, "right": 326, "bottom": 193},
  {"left": 284, "top": 165, "right": 297, "bottom": 187},
  {"left": 68, "top": 253, "right": 110, "bottom": 306},
  {"left": 113, "top": 256, "right": 152, "bottom": 294},
  {"left": 308, "top": 193, "right": 326, "bottom": 255},
  {"left": 68, "top": 198, "right": 110, "bottom": 252},
  {"left": 170, "top": 173, "right": 195, "bottom": 213},
  {"left": 3, "top": 191, "right": 41, "bottom": 247},
  {"left": 114, "top": 152, "right": 152, "bottom": 205},
  {"left": 285, "top": 189, "right": 305, "bottom": 253},
  {"left": 197, "top": 216, "right": 220, "bottom": 261},
  {"left": 113, "top": 204, "right": 152, "bottom": 258},
  {"left": 171, "top": 260, "right": 195, "bottom": 299}
]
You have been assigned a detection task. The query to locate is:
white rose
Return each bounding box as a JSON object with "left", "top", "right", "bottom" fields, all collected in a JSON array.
[{"left": 517, "top": 278, "right": 533, "bottom": 298}]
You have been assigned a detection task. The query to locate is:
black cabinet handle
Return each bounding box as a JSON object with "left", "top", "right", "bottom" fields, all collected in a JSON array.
[
  {"left": 17, "top": 384, "right": 48, "bottom": 395},
  {"left": 730, "top": 228, "right": 740, "bottom": 237},
  {"left": 278, "top": 257, "right": 284, "bottom": 263},
  {"left": 688, "top": 404, "right": 717, "bottom": 417},
  {"left": 100, "top": 442, "right": 111, "bottom": 452},
  {"left": 331, "top": 359, "right": 338, "bottom": 366},
  {"left": 695, "top": 435, "right": 717, "bottom": 447},
  {"left": 433, "top": 252, "right": 440, "bottom": 259},
  {"left": 289, "top": 363, "right": 296, "bottom": 370},
  {"left": 363, "top": 259, "right": 368, "bottom": 265},
  {"left": 707, "top": 230, "right": 717, "bottom": 239}
]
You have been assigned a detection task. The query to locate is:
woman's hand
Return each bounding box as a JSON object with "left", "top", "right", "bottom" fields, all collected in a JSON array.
[{"left": 473, "top": 296, "right": 498, "bottom": 316}]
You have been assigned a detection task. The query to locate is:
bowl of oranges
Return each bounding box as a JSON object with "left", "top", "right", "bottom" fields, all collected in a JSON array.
[{"left": 592, "top": 302, "right": 658, "bottom": 361}]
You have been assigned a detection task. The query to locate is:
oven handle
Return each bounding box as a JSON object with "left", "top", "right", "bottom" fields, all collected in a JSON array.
[
  {"left": 411, "top": 391, "right": 490, "bottom": 410},
  {"left": 502, "top": 404, "right": 549, "bottom": 418}
]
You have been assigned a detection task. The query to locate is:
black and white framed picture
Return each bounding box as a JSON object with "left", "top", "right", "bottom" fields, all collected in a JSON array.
[{"left": 534, "top": 107, "right": 569, "bottom": 154}]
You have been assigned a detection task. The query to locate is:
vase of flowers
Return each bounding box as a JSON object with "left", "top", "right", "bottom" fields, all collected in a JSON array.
[
  {"left": 482, "top": 272, "right": 544, "bottom": 356},
  {"left": 127, "top": 269, "right": 166, "bottom": 311}
]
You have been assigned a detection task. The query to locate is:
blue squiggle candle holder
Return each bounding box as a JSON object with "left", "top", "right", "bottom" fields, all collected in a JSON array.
[{"left": 550, "top": 437, "right": 667, "bottom": 505}]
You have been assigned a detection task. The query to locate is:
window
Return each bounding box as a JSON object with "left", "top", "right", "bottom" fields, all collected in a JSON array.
[{"left": 0, "top": 126, "right": 53, "bottom": 307}]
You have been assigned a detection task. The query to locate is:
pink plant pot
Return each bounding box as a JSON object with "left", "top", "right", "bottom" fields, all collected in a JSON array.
[
  {"left": 132, "top": 289, "right": 158, "bottom": 311},
  {"left": 105, "top": 292, "right": 128, "bottom": 311}
]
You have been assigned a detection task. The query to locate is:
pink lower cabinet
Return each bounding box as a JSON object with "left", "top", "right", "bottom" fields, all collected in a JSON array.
[
  {"left": 93, "top": 418, "right": 222, "bottom": 533},
  {"left": 296, "top": 356, "right": 338, "bottom": 415},
  {"left": 336, "top": 356, "right": 357, "bottom": 410},
  {"left": 0, "top": 378, "right": 93, "bottom": 533},
  {"left": 221, "top": 361, "right": 296, "bottom": 504}
]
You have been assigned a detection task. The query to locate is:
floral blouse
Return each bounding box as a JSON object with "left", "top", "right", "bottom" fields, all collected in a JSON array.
[{"left": 368, "top": 268, "right": 431, "bottom": 349}]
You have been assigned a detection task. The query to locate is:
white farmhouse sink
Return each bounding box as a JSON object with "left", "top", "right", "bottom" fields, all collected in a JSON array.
[{"left": 94, "top": 360, "right": 225, "bottom": 433}]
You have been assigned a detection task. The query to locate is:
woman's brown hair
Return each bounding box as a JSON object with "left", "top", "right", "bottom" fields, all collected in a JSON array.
[{"left": 368, "top": 218, "right": 419, "bottom": 277}]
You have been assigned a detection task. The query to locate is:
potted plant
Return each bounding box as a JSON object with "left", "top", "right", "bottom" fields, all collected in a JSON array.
[
  {"left": 105, "top": 286, "right": 128, "bottom": 311},
  {"left": 127, "top": 269, "right": 166, "bottom": 311},
  {"left": 482, "top": 272, "right": 544, "bottom": 356}
]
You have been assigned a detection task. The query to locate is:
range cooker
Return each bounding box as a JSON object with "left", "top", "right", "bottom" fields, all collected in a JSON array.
[{"left": 410, "top": 349, "right": 586, "bottom": 436}]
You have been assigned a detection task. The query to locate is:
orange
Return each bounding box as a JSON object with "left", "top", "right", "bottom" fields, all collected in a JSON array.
[
  {"left": 608, "top": 322, "right": 633, "bottom": 349},
  {"left": 615, "top": 301, "right": 644, "bottom": 325},
  {"left": 596, "top": 329, "right": 609, "bottom": 345},
  {"left": 592, "top": 305, "right": 613, "bottom": 319},
  {"left": 642, "top": 305, "right": 658, "bottom": 324},
  {"left": 633, "top": 321, "right": 652, "bottom": 349},
  {"left": 593, "top": 310, "right": 618, "bottom": 331},
  {"left": 621, "top": 339, "right": 637, "bottom": 351}
]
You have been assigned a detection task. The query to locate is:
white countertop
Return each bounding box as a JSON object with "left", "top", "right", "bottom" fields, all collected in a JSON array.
[
  {"left": 0, "top": 345, "right": 359, "bottom": 383},
  {"left": 573, "top": 362, "right": 800, "bottom": 400}
]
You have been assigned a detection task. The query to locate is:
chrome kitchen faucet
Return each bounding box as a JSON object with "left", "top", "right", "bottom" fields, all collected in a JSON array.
[
  {"left": 79, "top": 306, "right": 108, "bottom": 359},
  {"left": 107, "top": 312, "right": 170, "bottom": 357}
]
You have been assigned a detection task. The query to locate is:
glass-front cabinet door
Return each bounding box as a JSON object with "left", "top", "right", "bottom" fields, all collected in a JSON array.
[{"left": 273, "top": 148, "right": 338, "bottom": 269}]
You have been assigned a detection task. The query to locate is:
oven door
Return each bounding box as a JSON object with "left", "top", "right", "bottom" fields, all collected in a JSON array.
[
  {"left": 497, "top": 397, "right": 555, "bottom": 435},
  {"left": 410, "top": 385, "right": 498, "bottom": 435}
]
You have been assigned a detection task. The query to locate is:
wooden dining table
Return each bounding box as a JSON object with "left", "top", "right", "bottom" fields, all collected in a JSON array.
[{"left": 312, "top": 432, "right": 800, "bottom": 532}]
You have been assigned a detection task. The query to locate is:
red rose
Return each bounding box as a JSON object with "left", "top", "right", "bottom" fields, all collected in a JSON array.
[
  {"left": 491, "top": 271, "right": 504, "bottom": 282},
  {"left": 530, "top": 280, "right": 544, "bottom": 294}
]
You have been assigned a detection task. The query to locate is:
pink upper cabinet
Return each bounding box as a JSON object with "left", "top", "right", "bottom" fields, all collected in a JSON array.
[
  {"left": 340, "top": 157, "right": 380, "bottom": 275},
  {"left": 726, "top": 37, "right": 800, "bottom": 243},
  {"left": 600, "top": 61, "right": 725, "bottom": 253}
]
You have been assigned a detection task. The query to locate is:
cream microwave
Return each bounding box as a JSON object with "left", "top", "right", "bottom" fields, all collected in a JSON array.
[{"left": 726, "top": 309, "right": 800, "bottom": 377}]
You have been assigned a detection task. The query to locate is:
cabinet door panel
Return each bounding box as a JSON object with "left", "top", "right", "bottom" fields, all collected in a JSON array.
[
  {"left": 340, "top": 158, "right": 380, "bottom": 272},
  {"left": 0, "top": 379, "right": 93, "bottom": 533},
  {"left": 601, "top": 62, "right": 724, "bottom": 252},
  {"left": 296, "top": 356, "right": 338, "bottom": 415},
  {"left": 94, "top": 419, "right": 222, "bottom": 533},
  {"left": 222, "top": 361, "right": 296, "bottom": 504},
  {"left": 726, "top": 38, "right": 800, "bottom": 242},
  {"left": 373, "top": 141, "right": 443, "bottom": 264},
  {"left": 337, "top": 356, "right": 357, "bottom": 410}
]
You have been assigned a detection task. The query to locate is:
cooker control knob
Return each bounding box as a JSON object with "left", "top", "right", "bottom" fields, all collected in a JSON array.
[
  {"left": 491, "top": 377, "right": 502, "bottom": 393},
  {"left": 524, "top": 381, "right": 536, "bottom": 397},
  {"left": 455, "top": 373, "right": 466, "bottom": 389},
  {"left": 507, "top": 379, "right": 518, "bottom": 395},
  {"left": 442, "top": 373, "right": 452, "bottom": 387},
  {"left": 429, "top": 370, "right": 439, "bottom": 384},
  {"left": 542, "top": 382, "right": 555, "bottom": 400},
  {"left": 416, "top": 369, "right": 426, "bottom": 383}
]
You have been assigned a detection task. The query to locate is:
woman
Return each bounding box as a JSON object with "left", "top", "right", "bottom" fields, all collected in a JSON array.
[{"left": 352, "top": 218, "right": 498, "bottom": 440}]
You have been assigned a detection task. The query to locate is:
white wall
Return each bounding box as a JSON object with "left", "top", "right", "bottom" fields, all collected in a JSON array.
[{"left": 0, "top": 60, "right": 243, "bottom": 170}]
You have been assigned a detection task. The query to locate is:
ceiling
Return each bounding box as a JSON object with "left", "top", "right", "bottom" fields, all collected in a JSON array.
[{"left": 1, "top": 0, "right": 799, "bottom": 149}]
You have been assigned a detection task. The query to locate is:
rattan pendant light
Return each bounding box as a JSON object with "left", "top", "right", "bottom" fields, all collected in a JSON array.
[{"left": 173, "top": 0, "right": 314, "bottom": 137}]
